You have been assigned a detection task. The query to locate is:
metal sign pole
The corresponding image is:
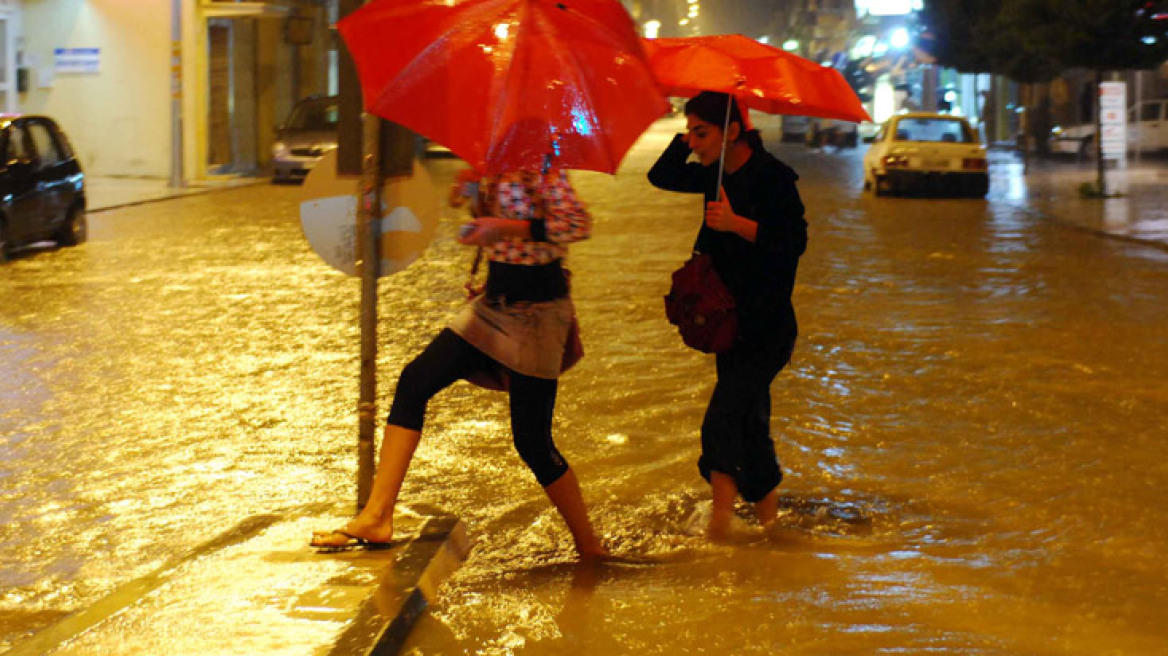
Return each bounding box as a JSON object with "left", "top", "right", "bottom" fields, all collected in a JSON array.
[
  {"left": 356, "top": 115, "right": 382, "bottom": 510},
  {"left": 340, "top": 0, "right": 415, "bottom": 511},
  {"left": 338, "top": 0, "right": 382, "bottom": 511}
]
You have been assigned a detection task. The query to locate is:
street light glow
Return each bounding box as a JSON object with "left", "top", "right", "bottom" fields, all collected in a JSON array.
[
  {"left": 644, "top": 20, "right": 661, "bottom": 39},
  {"left": 782, "top": 39, "right": 799, "bottom": 51},
  {"left": 890, "top": 27, "right": 910, "bottom": 49}
]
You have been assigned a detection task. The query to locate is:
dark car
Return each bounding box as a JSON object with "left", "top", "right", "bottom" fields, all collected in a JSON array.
[
  {"left": 271, "top": 95, "right": 338, "bottom": 183},
  {"left": 0, "top": 114, "right": 87, "bottom": 262}
]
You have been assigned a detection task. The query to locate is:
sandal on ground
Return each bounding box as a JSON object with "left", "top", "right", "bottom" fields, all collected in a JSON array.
[{"left": 309, "top": 530, "right": 396, "bottom": 553}]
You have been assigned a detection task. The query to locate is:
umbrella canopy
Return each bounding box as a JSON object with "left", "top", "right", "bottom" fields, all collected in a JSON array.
[
  {"left": 642, "top": 34, "right": 871, "bottom": 123},
  {"left": 338, "top": 0, "right": 669, "bottom": 175}
]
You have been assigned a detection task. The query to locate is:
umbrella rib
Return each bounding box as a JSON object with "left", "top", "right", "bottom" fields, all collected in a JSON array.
[
  {"left": 485, "top": 0, "right": 525, "bottom": 168},
  {"left": 534, "top": 3, "right": 617, "bottom": 171},
  {"left": 364, "top": 0, "right": 517, "bottom": 167}
]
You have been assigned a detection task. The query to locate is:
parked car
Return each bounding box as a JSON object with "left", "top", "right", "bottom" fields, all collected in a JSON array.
[
  {"left": 862, "top": 112, "right": 988, "bottom": 198},
  {"left": 1050, "top": 98, "right": 1168, "bottom": 158},
  {"left": 780, "top": 115, "right": 811, "bottom": 143},
  {"left": 805, "top": 118, "right": 859, "bottom": 148},
  {"left": 272, "top": 95, "right": 338, "bottom": 183},
  {"left": 0, "top": 114, "right": 87, "bottom": 262}
]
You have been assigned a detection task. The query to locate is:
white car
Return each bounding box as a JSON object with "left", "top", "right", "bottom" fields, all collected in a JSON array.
[
  {"left": 272, "top": 95, "right": 338, "bottom": 183},
  {"left": 862, "top": 112, "right": 988, "bottom": 197},
  {"left": 1051, "top": 98, "right": 1168, "bottom": 157}
]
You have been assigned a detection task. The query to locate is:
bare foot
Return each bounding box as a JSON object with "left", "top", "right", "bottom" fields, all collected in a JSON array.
[
  {"left": 706, "top": 513, "right": 761, "bottom": 544},
  {"left": 576, "top": 544, "right": 610, "bottom": 563},
  {"left": 311, "top": 515, "right": 393, "bottom": 547}
]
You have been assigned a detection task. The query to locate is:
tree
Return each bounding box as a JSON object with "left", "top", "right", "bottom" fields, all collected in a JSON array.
[
  {"left": 920, "top": 0, "right": 1168, "bottom": 79},
  {"left": 1043, "top": 0, "right": 1168, "bottom": 193},
  {"left": 917, "top": 0, "right": 1010, "bottom": 76},
  {"left": 920, "top": 0, "right": 1168, "bottom": 192}
]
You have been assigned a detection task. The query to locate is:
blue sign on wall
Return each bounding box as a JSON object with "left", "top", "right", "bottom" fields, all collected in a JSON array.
[{"left": 54, "top": 48, "right": 101, "bottom": 74}]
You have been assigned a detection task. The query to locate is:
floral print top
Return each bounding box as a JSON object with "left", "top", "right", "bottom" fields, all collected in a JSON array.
[{"left": 478, "top": 170, "right": 591, "bottom": 265}]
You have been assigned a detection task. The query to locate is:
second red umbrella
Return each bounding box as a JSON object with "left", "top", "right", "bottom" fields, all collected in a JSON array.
[
  {"left": 642, "top": 34, "right": 871, "bottom": 123},
  {"left": 338, "top": 0, "right": 669, "bottom": 175}
]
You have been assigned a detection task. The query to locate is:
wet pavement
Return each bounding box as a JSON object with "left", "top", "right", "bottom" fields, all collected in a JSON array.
[
  {"left": 989, "top": 152, "right": 1168, "bottom": 248},
  {"left": 4, "top": 505, "right": 468, "bottom": 656},
  {"left": 3, "top": 116, "right": 1168, "bottom": 654}
]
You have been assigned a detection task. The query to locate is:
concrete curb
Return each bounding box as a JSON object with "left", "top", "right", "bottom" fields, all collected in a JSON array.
[{"left": 328, "top": 511, "right": 471, "bottom": 656}]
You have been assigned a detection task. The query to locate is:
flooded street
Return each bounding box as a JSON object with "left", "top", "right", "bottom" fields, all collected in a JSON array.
[{"left": 3, "top": 115, "right": 1168, "bottom": 654}]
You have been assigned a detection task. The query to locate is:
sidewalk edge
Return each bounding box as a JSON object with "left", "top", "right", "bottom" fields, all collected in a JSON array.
[
  {"left": 88, "top": 179, "right": 267, "bottom": 214},
  {"left": 328, "top": 516, "right": 471, "bottom": 656}
]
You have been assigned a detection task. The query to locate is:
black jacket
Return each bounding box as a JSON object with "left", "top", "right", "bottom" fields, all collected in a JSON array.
[{"left": 648, "top": 134, "right": 807, "bottom": 345}]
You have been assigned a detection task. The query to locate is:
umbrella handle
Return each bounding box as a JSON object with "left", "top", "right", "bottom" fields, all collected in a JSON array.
[
  {"left": 715, "top": 101, "right": 731, "bottom": 202},
  {"left": 714, "top": 84, "right": 742, "bottom": 202}
]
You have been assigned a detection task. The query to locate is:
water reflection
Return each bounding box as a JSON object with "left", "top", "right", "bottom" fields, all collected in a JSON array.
[{"left": 2, "top": 117, "right": 1168, "bottom": 653}]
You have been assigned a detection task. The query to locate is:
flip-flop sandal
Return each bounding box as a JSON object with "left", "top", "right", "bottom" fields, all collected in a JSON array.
[{"left": 309, "top": 530, "right": 396, "bottom": 553}]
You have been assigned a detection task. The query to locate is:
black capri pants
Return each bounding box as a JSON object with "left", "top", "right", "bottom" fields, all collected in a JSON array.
[
  {"left": 386, "top": 328, "right": 569, "bottom": 487},
  {"left": 698, "top": 334, "right": 794, "bottom": 503}
]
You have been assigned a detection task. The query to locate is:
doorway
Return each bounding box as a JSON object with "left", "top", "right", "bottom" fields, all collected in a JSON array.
[
  {"left": 0, "top": 15, "right": 15, "bottom": 113},
  {"left": 206, "top": 18, "right": 259, "bottom": 175}
]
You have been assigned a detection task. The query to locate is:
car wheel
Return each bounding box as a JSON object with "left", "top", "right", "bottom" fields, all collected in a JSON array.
[
  {"left": 55, "top": 206, "right": 88, "bottom": 247},
  {"left": 874, "top": 175, "right": 891, "bottom": 197},
  {"left": 1078, "top": 138, "right": 1095, "bottom": 160},
  {"left": 0, "top": 219, "right": 10, "bottom": 263}
]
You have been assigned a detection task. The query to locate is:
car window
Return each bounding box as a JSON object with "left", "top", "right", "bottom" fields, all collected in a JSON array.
[
  {"left": 893, "top": 118, "right": 973, "bottom": 143},
  {"left": 48, "top": 121, "right": 75, "bottom": 159},
  {"left": 6, "top": 125, "right": 32, "bottom": 161},
  {"left": 27, "top": 121, "right": 63, "bottom": 168},
  {"left": 1140, "top": 103, "right": 1162, "bottom": 122},
  {"left": 287, "top": 100, "right": 339, "bottom": 131}
]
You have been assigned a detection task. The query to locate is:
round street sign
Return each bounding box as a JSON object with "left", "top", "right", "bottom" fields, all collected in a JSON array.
[{"left": 298, "top": 149, "right": 438, "bottom": 276}]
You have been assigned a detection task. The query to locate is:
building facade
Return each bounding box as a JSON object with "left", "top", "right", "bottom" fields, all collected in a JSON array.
[{"left": 8, "top": 0, "right": 334, "bottom": 182}]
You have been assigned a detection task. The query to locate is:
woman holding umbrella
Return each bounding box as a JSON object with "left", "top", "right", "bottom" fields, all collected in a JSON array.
[
  {"left": 648, "top": 91, "right": 808, "bottom": 540},
  {"left": 311, "top": 165, "right": 607, "bottom": 559}
]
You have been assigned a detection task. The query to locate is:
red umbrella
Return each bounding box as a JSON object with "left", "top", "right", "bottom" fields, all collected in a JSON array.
[
  {"left": 338, "top": 0, "right": 669, "bottom": 175},
  {"left": 642, "top": 34, "right": 871, "bottom": 123}
]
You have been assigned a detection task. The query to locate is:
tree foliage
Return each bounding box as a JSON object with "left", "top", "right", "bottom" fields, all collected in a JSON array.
[{"left": 919, "top": 0, "right": 1168, "bottom": 81}]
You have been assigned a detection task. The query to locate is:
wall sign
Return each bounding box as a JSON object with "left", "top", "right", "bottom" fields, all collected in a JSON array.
[{"left": 54, "top": 48, "right": 101, "bottom": 74}]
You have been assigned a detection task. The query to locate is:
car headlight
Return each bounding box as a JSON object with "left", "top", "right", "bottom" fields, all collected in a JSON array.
[
  {"left": 882, "top": 154, "right": 910, "bottom": 168},
  {"left": 272, "top": 142, "right": 290, "bottom": 159}
]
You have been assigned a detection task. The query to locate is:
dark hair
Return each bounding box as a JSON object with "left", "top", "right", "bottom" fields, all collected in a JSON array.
[{"left": 684, "top": 91, "right": 764, "bottom": 150}]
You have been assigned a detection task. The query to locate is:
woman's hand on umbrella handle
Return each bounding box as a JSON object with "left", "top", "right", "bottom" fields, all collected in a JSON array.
[
  {"left": 457, "top": 217, "right": 526, "bottom": 246},
  {"left": 704, "top": 187, "right": 736, "bottom": 231},
  {"left": 705, "top": 187, "right": 756, "bottom": 242}
]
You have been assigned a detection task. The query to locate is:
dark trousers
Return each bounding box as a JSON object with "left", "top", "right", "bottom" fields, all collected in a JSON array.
[
  {"left": 386, "top": 329, "right": 568, "bottom": 486},
  {"left": 698, "top": 336, "right": 793, "bottom": 502}
]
